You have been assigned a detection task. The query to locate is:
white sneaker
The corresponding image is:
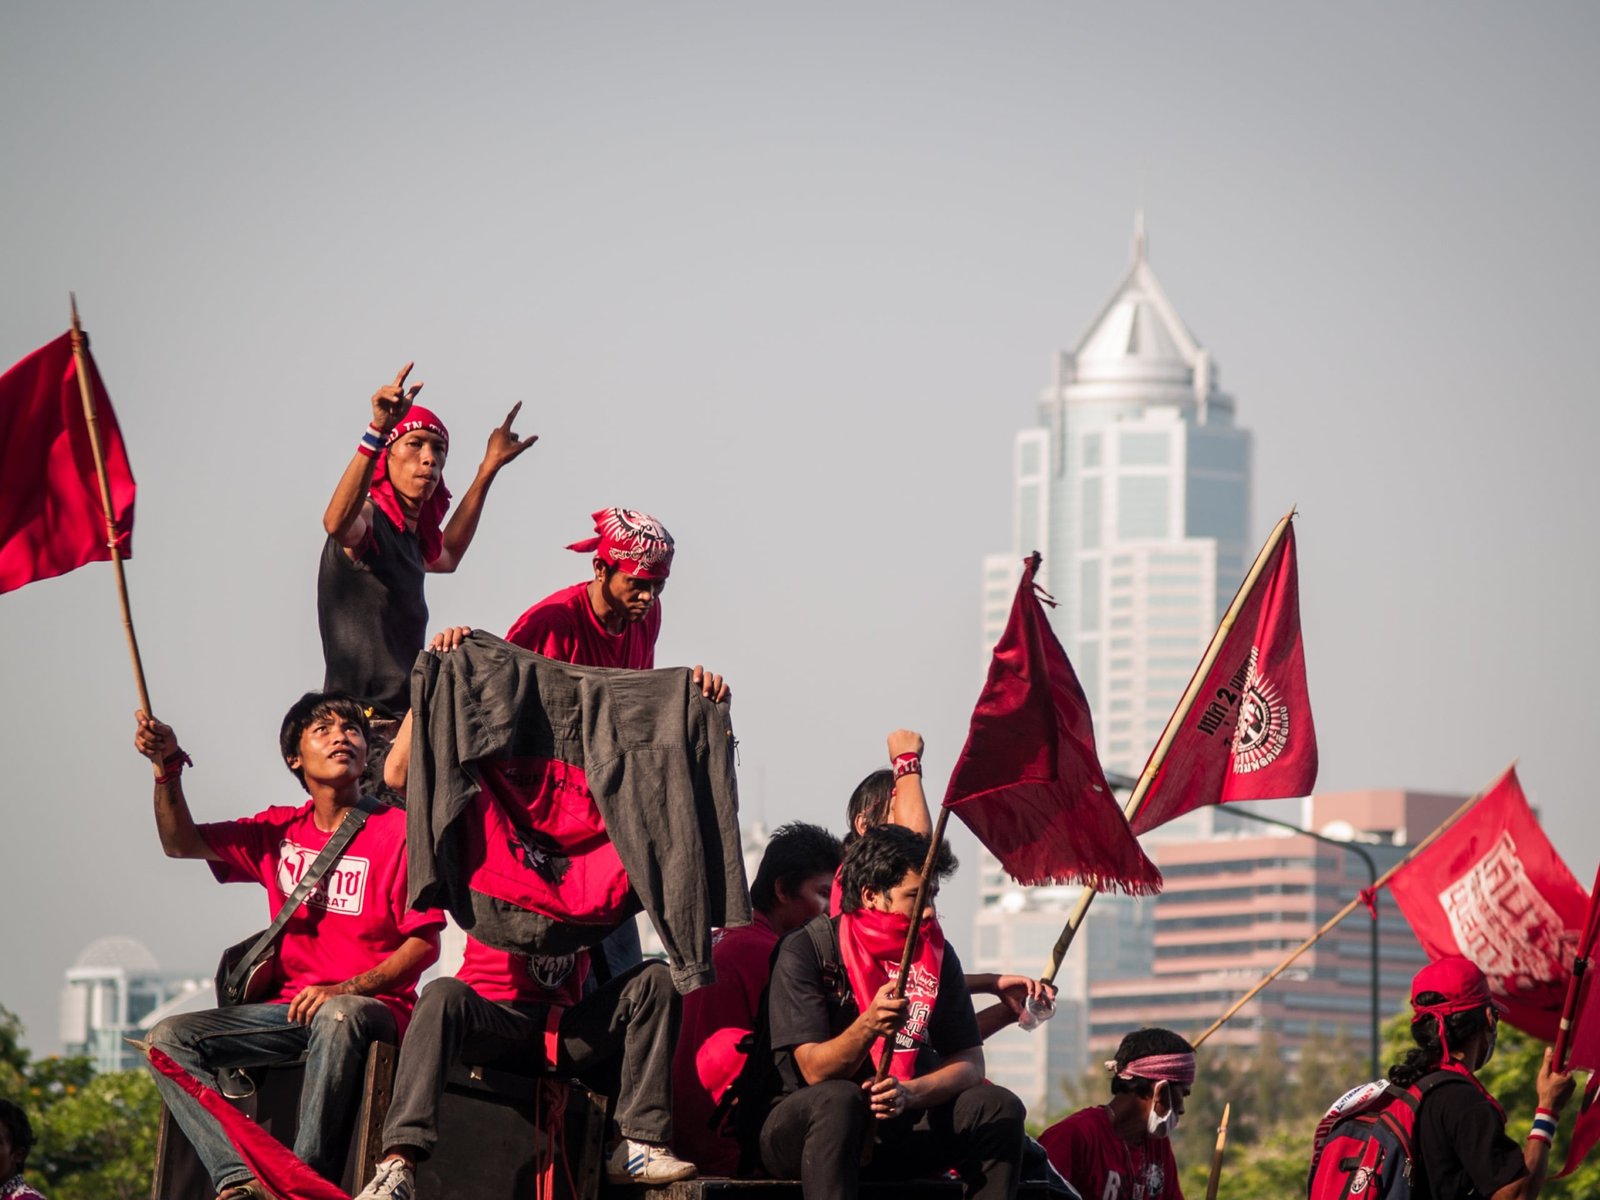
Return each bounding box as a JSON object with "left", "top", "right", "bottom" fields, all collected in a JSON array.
[
  {"left": 605, "top": 1139, "right": 698, "bottom": 1184},
  {"left": 353, "top": 1157, "right": 415, "bottom": 1200}
]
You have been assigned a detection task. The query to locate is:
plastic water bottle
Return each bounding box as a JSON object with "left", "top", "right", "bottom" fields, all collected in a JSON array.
[{"left": 1016, "top": 994, "right": 1055, "bottom": 1032}]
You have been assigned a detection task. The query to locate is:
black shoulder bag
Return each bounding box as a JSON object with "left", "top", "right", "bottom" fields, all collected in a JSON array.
[{"left": 214, "top": 796, "right": 383, "bottom": 1007}]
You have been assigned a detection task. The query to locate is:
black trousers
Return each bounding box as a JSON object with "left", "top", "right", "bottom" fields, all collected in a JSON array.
[
  {"left": 759, "top": 1077, "right": 1025, "bottom": 1199},
  {"left": 382, "top": 960, "right": 679, "bottom": 1159}
]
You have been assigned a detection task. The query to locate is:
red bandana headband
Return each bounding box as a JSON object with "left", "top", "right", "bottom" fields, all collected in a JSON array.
[
  {"left": 370, "top": 406, "right": 452, "bottom": 564},
  {"left": 1107, "top": 1053, "right": 1197, "bottom": 1087},
  {"left": 567, "top": 507, "right": 675, "bottom": 580}
]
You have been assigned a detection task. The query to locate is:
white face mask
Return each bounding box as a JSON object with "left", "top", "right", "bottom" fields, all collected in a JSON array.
[{"left": 1147, "top": 1082, "right": 1181, "bottom": 1139}]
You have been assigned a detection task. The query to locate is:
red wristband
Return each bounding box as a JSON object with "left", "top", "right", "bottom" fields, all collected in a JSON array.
[{"left": 892, "top": 752, "right": 922, "bottom": 780}]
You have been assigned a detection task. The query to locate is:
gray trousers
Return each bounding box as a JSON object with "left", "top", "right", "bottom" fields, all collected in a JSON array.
[{"left": 382, "top": 960, "right": 679, "bottom": 1158}]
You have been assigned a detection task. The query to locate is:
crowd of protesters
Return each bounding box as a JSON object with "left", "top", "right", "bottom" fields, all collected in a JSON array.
[{"left": 94, "top": 365, "right": 1573, "bottom": 1200}]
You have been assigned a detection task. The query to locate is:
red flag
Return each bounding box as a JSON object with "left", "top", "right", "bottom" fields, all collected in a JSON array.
[
  {"left": 1556, "top": 1075, "right": 1600, "bottom": 1180},
  {"left": 142, "top": 1045, "right": 349, "bottom": 1200},
  {"left": 1387, "top": 767, "right": 1587, "bottom": 1040},
  {"left": 943, "top": 554, "right": 1161, "bottom": 893},
  {"left": 1130, "top": 519, "right": 1316, "bottom": 835},
  {"left": 0, "top": 331, "right": 135, "bottom": 593},
  {"left": 1562, "top": 865, "right": 1600, "bottom": 1070}
]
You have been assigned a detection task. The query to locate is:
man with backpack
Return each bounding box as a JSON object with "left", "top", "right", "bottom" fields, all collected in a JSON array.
[
  {"left": 1307, "top": 955, "right": 1575, "bottom": 1200},
  {"left": 756, "top": 824, "right": 1026, "bottom": 1198}
]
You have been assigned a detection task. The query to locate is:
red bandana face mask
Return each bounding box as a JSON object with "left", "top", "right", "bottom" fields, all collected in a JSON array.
[
  {"left": 566, "top": 507, "right": 674, "bottom": 580},
  {"left": 370, "top": 407, "right": 452, "bottom": 562},
  {"left": 837, "top": 908, "right": 945, "bottom": 1081}
]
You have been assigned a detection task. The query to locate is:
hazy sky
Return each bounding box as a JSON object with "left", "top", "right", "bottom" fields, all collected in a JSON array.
[{"left": 3, "top": 3, "right": 1597, "bottom": 1054}]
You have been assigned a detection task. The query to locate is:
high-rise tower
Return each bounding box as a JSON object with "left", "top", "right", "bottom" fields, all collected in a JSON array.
[{"left": 981, "top": 216, "right": 1252, "bottom": 786}]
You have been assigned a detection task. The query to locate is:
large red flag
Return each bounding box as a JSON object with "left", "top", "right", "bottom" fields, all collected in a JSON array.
[
  {"left": 943, "top": 553, "right": 1161, "bottom": 893},
  {"left": 142, "top": 1045, "right": 349, "bottom": 1200},
  {"left": 1386, "top": 767, "right": 1587, "bottom": 1040},
  {"left": 1130, "top": 519, "right": 1317, "bottom": 835},
  {"left": 0, "top": 331, "right": 135, "bottom": 593}
]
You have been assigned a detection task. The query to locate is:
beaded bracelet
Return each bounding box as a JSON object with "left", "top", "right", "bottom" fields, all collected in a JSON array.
[
  {"left": 357, "top": 424, "right": 387, "bottom": 460},
  {"left": 892, "top": 752, "right": 922, "bottom": 780}
]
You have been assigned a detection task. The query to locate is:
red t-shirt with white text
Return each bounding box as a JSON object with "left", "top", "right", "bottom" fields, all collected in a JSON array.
[
  {"left": 671, "top": 915, "right": 780, "bottom": 1175},
  {"left": 200, "top": 802, "right": 444, "bottom": 1030},
  {"left": 505, "top": 581, "right": 661, "bottom": 669},
  {"left": 454, "top": 936, "right": 589, "bottom": 1006},
  {"left": 1039, "top": 1105, "right": 1185, "bottom": 1200}
]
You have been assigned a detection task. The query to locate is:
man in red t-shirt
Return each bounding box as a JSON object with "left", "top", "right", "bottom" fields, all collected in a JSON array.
[
  {"left": 134, "top": 693, "right": 444, "bottom": 1200},
  {"left": 1039, "top": 1028, "right": 1194, "bottom": 1200},
  {"left": 671, "top": 822, "right": 843, "bottom": 1176},
  {"left": 354, "top": 934, "right": 696, "bottom": 1194}
]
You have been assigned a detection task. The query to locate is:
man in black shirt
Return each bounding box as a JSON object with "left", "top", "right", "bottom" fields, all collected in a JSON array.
[
  {"left": 759, "top": 824, "right": 1025, "bottom": 1199},
  {"left": 1392, "top": 956, "right": 1574, "bottom": 1200}
]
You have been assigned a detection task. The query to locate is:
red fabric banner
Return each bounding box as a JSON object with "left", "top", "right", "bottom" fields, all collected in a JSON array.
[
  {"left": 943, "top": 554, "right": 1160, "bottom": 893},
  {"left": 1387, "top": 767, "right": 1588, "bottom": 1041},
  {"left": 142, "top": 1045, "right": 349, "bottom": 1200},
  {"left": 1556, "top": 1074, "right": 1600, "bottom": 1180},
  {"left": 1130, "top": 521, "right": 1317, "bottom": 835},
  {"left": 0, "top": 331, "right": 135, "bottom": 593}
]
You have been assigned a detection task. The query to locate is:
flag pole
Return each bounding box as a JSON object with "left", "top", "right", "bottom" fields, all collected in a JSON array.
[
  {"left": 1553, "top": 862, "right": 1600, "bottom": 1071},
  {"left": 1190, "top": 779, "right": 1501, "bottom": 1048},
  {"left": 69, "top": 295, "right": 152, "bottom": 714},
  {"left": 1041, "top": 508, "right": 1298, "bottom": 984},
  {"left": 1203, "top": 1101, "right": 1231, "bottom": 1200}
]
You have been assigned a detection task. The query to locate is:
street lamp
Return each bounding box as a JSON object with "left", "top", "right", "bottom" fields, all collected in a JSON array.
[{"left": 1224, "top": 806, "right": 1381, "bottom": 1080}]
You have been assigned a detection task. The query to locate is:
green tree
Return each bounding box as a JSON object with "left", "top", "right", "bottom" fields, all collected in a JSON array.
[{"left": 0, "top": 1006, "right": 161, "bottom": 1200}]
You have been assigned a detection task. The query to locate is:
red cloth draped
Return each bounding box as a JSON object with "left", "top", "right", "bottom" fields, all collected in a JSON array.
[
  {"left": 1387, "top": 767, "right": 1587, "bottom": 1040},
  {"left": 0, "top": 331, "right": 135, "bottom": 593},
  {"left": 943, "top": 554, "right": 1160, "bottom": 892},
  {"left": 369, "top": 405, "right": 450, "bottom": 564},
  {"left": 1131, "top": 521, "right": 1317, "bottom": 835},
  {"left": 838, "top": 909, "right": 945, "bottom": 1081},
  {"left": 143, "top": 1045, "right": 348, "bottom": 1200}
]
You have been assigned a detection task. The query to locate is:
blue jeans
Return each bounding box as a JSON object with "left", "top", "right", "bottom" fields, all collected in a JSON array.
[{"left": 146, "top": 996, "right": 396, "bottom": 1190}]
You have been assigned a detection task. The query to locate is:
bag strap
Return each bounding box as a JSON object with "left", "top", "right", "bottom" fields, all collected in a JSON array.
[
  {"left": 223, "top": 796, "right": 383, "bottom": 996},
  {"left": 807, "top": 915, "right": 846, "bottom": 1003}
]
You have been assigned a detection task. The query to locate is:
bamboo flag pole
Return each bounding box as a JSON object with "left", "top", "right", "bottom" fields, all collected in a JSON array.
[
  {"left": 1204, "top": 1102, "right": 1231, "bottom": 1200},
  {"left": 871, "top": 806, "right": 953, "bottom": 1087},
  {"left": 1190, "top": 778, "right": 1501, "bottom": 1048},
  {"left": 1041, "top": 509, "right": 1299, "bottom": 984},
  {"left": 69, "top": 295, "right": 152, "bottom": 714}
]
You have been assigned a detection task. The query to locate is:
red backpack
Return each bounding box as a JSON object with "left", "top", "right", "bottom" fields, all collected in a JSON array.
[{"left": 1306, "top": 1071, "right": 1474, "bottom": 1200}]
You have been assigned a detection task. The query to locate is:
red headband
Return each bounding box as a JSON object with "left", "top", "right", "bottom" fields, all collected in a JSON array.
[
  {"left": 567, "top": 507, "right": 675, "bottom": 580},
  {"left": 1410, "top": 955, "right": 1504, "bottom": 1064},
  {"left": 1108, "top": 1053, "right": 1197, "bottom": 1087},
  {"left": 370, "top": 406, "right": 452, "bottom": 562}
]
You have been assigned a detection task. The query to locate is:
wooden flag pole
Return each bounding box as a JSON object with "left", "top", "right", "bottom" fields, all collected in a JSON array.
[
  {"left": 69, "top": 295, "right": 152, "bottom": 714},
  {"left": 1204, "top": 1101, "right": 1231, "bottom": 1200},
  {"left": 1553, "top": 863, "right": 1600, "bottom": 1071},
  {"left": 1041, "top": 509, "right": 1298, "bottom": 984},
  {"left": 1191, "top": 780, "right": 1500, "bottom": 1048},
  {"left": 871, "top": 806, "right": 953, "bottom": 1086}
]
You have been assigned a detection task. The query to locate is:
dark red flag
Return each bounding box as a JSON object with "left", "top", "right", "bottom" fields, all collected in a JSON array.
[
  {"left": 1556, "top": 1075, "right": 1600, "bottom": 1180},
  {"left": 142, "top": 1045, "right": 348, "bottom": 1199},
  {"left": 1130, "top": 519, "right": 1317, "bottom": 835},
  {"left": 0, "top": 331, "right": 135, "bottom": 593},
  {"left": 1387, "top": 767, "right": 1587, "bottom": 1040},
  {"left": 943, "top": 554, "right": 1161, "bottom": 893}
]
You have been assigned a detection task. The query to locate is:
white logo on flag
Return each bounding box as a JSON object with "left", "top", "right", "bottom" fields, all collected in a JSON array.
[
  {"left": 1439, "top": 830, "right": 1572, "bottom": 994},
  {"left": 1232, "top": 646, "right": 1290, "bottom": 774},
  {"left": 276, "top": 840, "right": 369, "bottom": 916}
]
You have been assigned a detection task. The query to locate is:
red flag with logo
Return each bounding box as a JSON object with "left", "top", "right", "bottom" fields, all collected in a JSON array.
[
  {"left": 0, "top": 331, "right": 135, "bottom": 593},
  {"left": 943, "top": 553, "right": 1161, "bottom": 893},
  {"left": 1386, "top": 767, "right": 1587, "bottom": 1041},
  {"left": 1130, "top": 519, "right": 1317, "bottom": 835}
]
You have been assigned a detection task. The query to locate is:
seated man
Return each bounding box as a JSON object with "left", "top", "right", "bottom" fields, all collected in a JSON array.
[
  {"left": 758, "top": 824, "right": 1026, "bottom": 1199},
  {"left": 840, "top": 730, "right": 1056, "bottom": 1038},
  {"left": 354, "top": 934, "right": 695, "bottom": 1198},
  {"left": 135, "top": 694, "right": 443, "bottom": 1200},
  {"left": 672, "top": 822, "right": 844, "bottom": 1175},
  {"left": 1039, "top": 1028, "right": 1196, "bottom": 1200}
]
